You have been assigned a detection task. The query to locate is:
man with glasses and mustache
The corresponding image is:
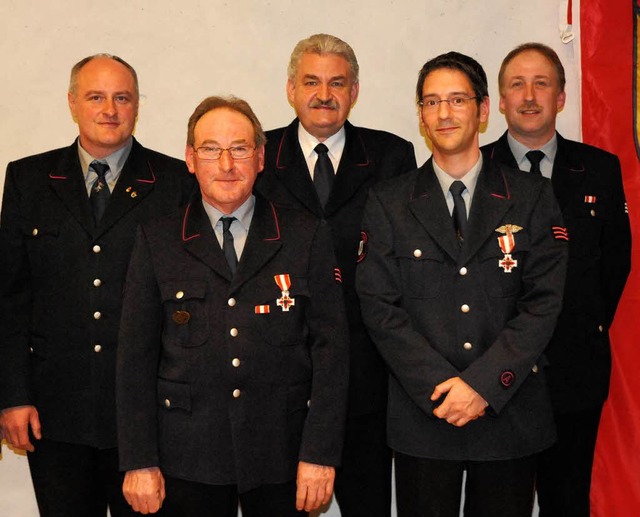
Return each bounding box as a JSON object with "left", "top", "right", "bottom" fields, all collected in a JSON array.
[
  {"left": 257, "top": 33, "right": 416, "bottom": 517},
  {"left": 356, "top": 51, "right": 568, "bottom": 516},
  {"left": 117, "top": 96, "right": 349, "bottom": 516},
  {"left": 482, "top": 42, "right": 631, "bottom": 516}
]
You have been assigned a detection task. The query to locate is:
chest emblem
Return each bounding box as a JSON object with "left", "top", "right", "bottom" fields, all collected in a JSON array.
[
  {"left": 495, "top": 224, "right": 523, "bottom": 273},
  {"left": 274, "top": 274, "right": 295, "bottom": 312}
]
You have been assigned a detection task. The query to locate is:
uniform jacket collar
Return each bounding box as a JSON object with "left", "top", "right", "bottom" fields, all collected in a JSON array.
[
  {"left": 47, "top": 137, "right": 157, "bottom": 238},
  {"left": 180, "top": 191, "right": 282, "bottom": 291},
  {"left": 409, "top": 157, "right": 513, "bottom": 264},
  {"left": 270, "top": 118, "right": 372, "bottom": 217}
]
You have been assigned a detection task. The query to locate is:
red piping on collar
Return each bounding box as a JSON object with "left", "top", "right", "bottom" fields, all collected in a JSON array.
[{"left": 182, "top": 204, "right": 200, "bottom": 242}]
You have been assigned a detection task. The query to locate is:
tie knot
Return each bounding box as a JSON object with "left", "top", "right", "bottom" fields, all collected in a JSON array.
[
  {"left": 91, "top": 161, "right": 110, "bottom": 178},
  {"left": 526, "top": 150, "right": 545, "bottom": 168},
  {"left": 314, "top": 143, "right": 329, "bottom": 155},
  {"left": 221, "top": 216, "right": 236, "bottom": 232},
  {"left": 449, "top": 180, "right": 466, "bottom": 197}
]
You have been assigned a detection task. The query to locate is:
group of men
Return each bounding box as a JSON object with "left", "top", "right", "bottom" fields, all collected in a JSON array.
[{"left": 0, "top": 32, "right": 630, "bottom": 517}]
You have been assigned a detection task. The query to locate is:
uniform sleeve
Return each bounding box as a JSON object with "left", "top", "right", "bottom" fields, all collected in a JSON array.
[
  {"left": 600, "top": 154, "right": 631, "bottom": 326},
  {"left": 117, "top": 225, "right": 163, "bottom": 471},
  {"left": 356, "top": 188, "right": 460, "bottom": 417},
  {"left": 0, "top": 162, "right": 33, "bottom": 410},
  {"left": 460, "top": 180, "right": 569, "bottom": 413},
  {"left": 297, "top": 220, "right": 350, "bottom": 467}
]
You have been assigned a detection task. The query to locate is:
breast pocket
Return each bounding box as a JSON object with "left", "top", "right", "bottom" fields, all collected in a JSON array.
[
  {"left": 566, "top": 200, "right": 608, "bottom": 257},
  {"left": 395, "top": 241, "right": 444, "bottom": 299},
  {"left": 478, "top": 233, "right": 530, "bottom": 298},
  {"left": 22, "top": 221, "right": 61, "bottom": 275},
  {"left": 159, "top": 280, "right": 209, "bottom": 348}
]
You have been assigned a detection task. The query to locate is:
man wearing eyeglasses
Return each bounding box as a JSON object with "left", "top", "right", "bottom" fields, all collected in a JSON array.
[
  {"left": 116, "top": 96, "right": 349, "bottom": 516},
  {"left": 256, "top": 33, "right": 416, "bottom": 517},
  {"left": 0, "top": 54, "right": 193, "bottom": 517},
  {"left": 482, "top": 43, "right": 631, "bottom": 517},
  {"left": 356, "top": 52, "right": 568, "bottom": 516}
]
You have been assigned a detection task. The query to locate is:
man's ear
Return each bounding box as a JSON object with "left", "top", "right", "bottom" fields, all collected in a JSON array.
[{"left": 185, "top": 145, "right": 196, "bottom": 174}]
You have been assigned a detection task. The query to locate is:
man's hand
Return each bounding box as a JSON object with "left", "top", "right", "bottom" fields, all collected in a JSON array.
[
  {"left": 122, "top": 467, "right": 165, "bottom": 514},
  {"left": 431, "top": 377, "right": 488, "bottom": 427},
  {"left": 0, "top": 405, "right": 41, "bottom": 452},
  {"left": 296, "top": 461, "right": 335, "bottom": 512}
]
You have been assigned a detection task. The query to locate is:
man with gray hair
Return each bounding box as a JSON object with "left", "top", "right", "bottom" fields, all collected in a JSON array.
[
  {"left": 257, "top": 33, "right": 416, "bottom": 516},
  {"left": 0, "top": 54, "right": 193, "bottom": 516}
]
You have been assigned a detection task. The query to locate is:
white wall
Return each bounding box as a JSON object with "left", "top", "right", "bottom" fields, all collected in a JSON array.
[{"left": 0, "top": 0, "right": 580, "bottom": 515}]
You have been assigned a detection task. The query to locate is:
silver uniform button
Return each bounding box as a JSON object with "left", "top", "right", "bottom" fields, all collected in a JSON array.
[
  {"left": 230, "top": 328, "right": 239, "bottom": 337},
  {"left": 93, "top": 278, "right": 102, "bottom": 287},
  {"left": 232, "top": 358, "right": 240, "bottom": 367},
  {"left": 590, "top": 209, "right": 596, "bottom": 217},
  {"left": 461, "top": 304, "right": 470, "bottom": 313},
  {"left": 94, "top": 344, "right": 102, "bottom": 353},
  {"left": 598, "top": 325, "right": 604, "bottom": 332},
  {"left": 176, "top": 291, "right": 184, "bottom": 300},
  {"left": 459, "top": 267, "right": 468, "bottom": 276},
  {"left": 307, "top": 400, "right": 311, "bottom": 408},
  {"left": 532, "top": 364, "right": 539, "bottom": 373},
  {"left": 228, "top": 298, "right": 236, "bottom": 307},
  {"left": 164, "top": 399, "right": 171, "bottom": 408},
  {"left": 233, "top": 389, "right": 241, "bottom": 398},
  {"left": 463, "top": 342, "right": 473, "bottom": 350},
  {"left": 32, "top": 228, "right": 39, "bottom": 236},
  {"left": 93, "top": 245, "right": 101, "bottom": 253},
  {"left": 93, "top": 311, "right": 102, "bottom": 320},
  {"left": 413, "top": 249, "right": 423, "bottom": 258}
]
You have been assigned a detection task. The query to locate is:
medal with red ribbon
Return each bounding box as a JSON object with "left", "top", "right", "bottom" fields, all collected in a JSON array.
[
  {"left": 495, "top": 224, "right": 522, "bottom": 273},
  {"left": 274, "top": 274, "right": 295, "bottom": 312}
]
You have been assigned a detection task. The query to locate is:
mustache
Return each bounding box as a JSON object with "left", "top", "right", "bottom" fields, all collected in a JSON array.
[
  {"left": 517, "top": 101, "right": 542, "bottom": 113},
  {"left": 309, "top": 98, "right": 338, "bottom": 109}
]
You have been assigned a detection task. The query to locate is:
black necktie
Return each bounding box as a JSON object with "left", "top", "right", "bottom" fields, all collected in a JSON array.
[
  {"left": 313, "top": 143, "right": 334, "bottom": 207},
  {"left": 221, "top": 217, "right": 238, "bottom": 274},
  {"left": 526, "top": 150, "right": 545, "bottom": 176},
  {"left": 450, "top": 180, "right": 467, "bottom": 245},
  {"left": 90, "top": 161, "right": 111, "bottom": 224}
]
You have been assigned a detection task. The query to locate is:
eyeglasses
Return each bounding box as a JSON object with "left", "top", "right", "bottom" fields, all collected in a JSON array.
[
  {"left": 418, "top": 95, "right": 478, "bottom": 111},
  {"left": 193, "top": 145, "right": 256, "bottom": 160}
]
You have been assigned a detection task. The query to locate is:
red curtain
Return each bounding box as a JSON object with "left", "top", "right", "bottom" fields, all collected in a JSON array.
[{"left": 583, "top": 1, "right": 640, "bottom": 515}]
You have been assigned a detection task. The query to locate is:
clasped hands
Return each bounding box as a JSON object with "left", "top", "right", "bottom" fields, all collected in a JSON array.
[{"left": 431, "top": 376, "right": 488, "bottom": 427}]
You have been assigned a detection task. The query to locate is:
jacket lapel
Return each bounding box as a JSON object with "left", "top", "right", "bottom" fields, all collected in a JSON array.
[
  {"left": 47, "top": 140, "right": 95, "bottom": 236},
  {"left": 551, "top": 132, "right": 586, "bottom": 210},
  {"left": 324, "top": 120, "right": 371, "bottom": 215},
  {"left": 408, "top": 160, "right": 460, "bottom": 262},
  {"left": 96, "top": 139, "right": 156, "bottom": 236},
  {"left": 181, "top": 197, "right": 233, "bottom": 281},
  {"left": 272, "top": 120, "right": 323, "bottom": 216},
  {"left": 460, "top": 161, "right": 513, "bottom": 266},
  {"left": 230, "top": 195, "right": 283, "bottom": 292}
]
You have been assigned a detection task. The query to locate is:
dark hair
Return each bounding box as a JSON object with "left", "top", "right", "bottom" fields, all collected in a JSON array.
[
  {"left": 187, "top": 95, "right": 266, "bottom": 147},
  {"left": 498, "top": 42, "right": 566, "bottom": 93},
  {"left": 416, "top": 51, "right": 488, "bottom": 106}
]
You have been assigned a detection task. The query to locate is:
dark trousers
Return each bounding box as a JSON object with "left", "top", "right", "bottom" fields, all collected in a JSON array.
[
  {"left": 27, "top": 438, "right": 136, "bottom": 517},
  {"left": 159, "top": 475, "right": 307, "bottom": 517},
  {"left": 334, "top": 411, "right": 393, "bottom": 517},
  {"left": 395, "top": 451, "right": 537, "bottom": 517},
  {"left": 537, "top": 406, "right": 603, "bottom": 517}
]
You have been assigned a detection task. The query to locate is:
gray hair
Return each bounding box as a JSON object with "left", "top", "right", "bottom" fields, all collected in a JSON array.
[{"left": 287, "top": 33, "right": 359, "bottom": 83}]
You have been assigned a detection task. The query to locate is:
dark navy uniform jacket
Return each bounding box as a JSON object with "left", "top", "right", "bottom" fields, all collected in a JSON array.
[
  {"left": 0, "top": 138, "right": 193, "bottom": 448},
  {"left": 116, "top": 192, "right": 349, "bottom": 493},
  {"left": 356, "top": 158, "right": 568, "bottom": 460},
  {"left": 257, "top": 118, "right": 416, "bottom": 418},
  {"left": 483, "top": 132, "right": 631, "bottom": 413}
]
